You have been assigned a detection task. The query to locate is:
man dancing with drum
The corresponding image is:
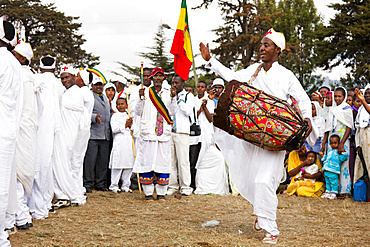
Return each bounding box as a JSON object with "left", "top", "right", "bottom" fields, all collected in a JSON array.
[{"left": 199, "top": 28, "right": 312, "bottom": 244}]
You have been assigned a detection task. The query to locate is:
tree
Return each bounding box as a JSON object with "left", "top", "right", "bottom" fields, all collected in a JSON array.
[
  {"left": 274, "top": 0, "right": 323, "bottom": 93},
  {"left": 316, "top": 0, "right": 369, "bottom": 87},
  {"left": 113, "top": 24, "right": 173, "bottom": 82},
  {"left": 1, "top": 0, "right": 99, "bottom": 71},
  {"left": 195, "top": 0, "right": 323, "bottom": 92}
]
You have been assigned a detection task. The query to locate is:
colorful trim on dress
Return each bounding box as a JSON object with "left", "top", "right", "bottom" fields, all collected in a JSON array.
[{"left": 149, "top": 86, "right": 174, "bottom": 124}]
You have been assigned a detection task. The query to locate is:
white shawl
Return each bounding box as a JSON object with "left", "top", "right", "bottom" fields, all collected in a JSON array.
[{"left": 326, "top": 87, "right": 353, "bottom": 132}]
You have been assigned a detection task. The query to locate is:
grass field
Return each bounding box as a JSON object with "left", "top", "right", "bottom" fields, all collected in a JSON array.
[{"left": 11, "top": 191, "right": 370, "bottom": 246}]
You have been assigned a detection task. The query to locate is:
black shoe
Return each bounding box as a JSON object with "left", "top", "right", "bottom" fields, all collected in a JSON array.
[
  {"left": 95, "top": 187, "right": 108, "bottom": 192},
  {"left": 145, "top": 195, "right": 155, "bottom": 201},
  {"left": 157, "top": 195, "right": 166, "bottom": 201},
  {"left": 85, "top": 187, "right": 92, "bottom": 193},
  {"left": 49, "top": 206, "right": 56, "bottom": 213},
  {"left": 71, "top": 203, "right": 79, "bottom": 207},
  {"left": 16, "top": 224, "right": 30, "bottom": 230},
  {"left": 27, "top": 222, "right": 33, "bottom": 228}
]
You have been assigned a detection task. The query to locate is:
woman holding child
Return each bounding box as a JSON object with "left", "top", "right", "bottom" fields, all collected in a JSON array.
[{"left": 286, "top": 145, "right": 325, "bottom": 197}]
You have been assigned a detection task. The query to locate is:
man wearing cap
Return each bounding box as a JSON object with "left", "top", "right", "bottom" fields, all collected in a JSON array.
[
  {"left": 210, "top": 78, "right": 225, "bottom": 106},
  {"left": 200, "top": 28, "right": 312, "bottom": 244},
  {"left": 0, "top": 17, "right": 22, "bottom": 246},
  {"left": 52, "top": 65, "right": 85, "bottom": 208},
  {"left": 10, "top": 40, "right": 39, "bottom": 230},
  {"left": 28, "top": 55, "right": 63, "bottom": 219},
  {"left": 83, "top": 77, "right": 112, "bottom": 193},
  {"left": 133, "top": 67, "right": 177, "bottom": 201},
  {"left": 167, "top": 74, "right": 196, "bottom": 196}
]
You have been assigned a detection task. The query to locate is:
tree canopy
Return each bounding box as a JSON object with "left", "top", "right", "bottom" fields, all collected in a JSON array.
[
  {"left": 1, "top": 0, "right": 99, "bottom": 71},
  {"left": 194, "top": 0, "right": 323, "bottom": 93},
  {"left": 113, "top": 24, "right": 173, "bottom": 83},
  {"left": 316, "top": 0, "right": 369, "bottom": 87}
]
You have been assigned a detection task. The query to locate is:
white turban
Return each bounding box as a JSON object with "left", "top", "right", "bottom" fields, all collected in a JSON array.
[
  {"left": 59, "top": 64, "right": 76, "bottom": 76},
  {"left": 14, "top": 40, "right": 34, "bottom": 61},
  {"left": 264, "top": 28, "right": 286, "bottom": 51}
]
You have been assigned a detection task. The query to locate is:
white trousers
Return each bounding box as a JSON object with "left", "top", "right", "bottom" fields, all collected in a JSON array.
[
  {"left": 0, "top": 223, "right": 10, "bottom": 247},
  {"left": 28, "top": 166, "right": 54, "bottom": 219},
  {"left": 169, "top": 133, "right": 192, "bottom": 193},
  {"left": 15, "top": 180, "right": 32, "bottom": 226},
  {"left": 109, "top": 169, "right": 133, "bottom": 190},
  {"left": 142, "top": 184, "right": 168, "bottom": 196},
  {"left": 258, "top": 216, "right": 279, "bottom": 236}
]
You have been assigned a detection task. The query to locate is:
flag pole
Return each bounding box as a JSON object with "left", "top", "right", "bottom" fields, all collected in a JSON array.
[{"left": 188, "top": 27, "right": 198, "bottom": 85}]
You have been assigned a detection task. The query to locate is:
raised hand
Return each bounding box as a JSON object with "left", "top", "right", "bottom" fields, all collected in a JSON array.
[{"left": 199, "top": 42, "right": 211, "bottom": 62}]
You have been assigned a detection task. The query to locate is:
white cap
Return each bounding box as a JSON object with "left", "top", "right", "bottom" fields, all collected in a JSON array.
[
  {"left": 264, "top": 28, "right": 286, "bottom": 51},
  {"left": 91, "top": 74, "right": 104, "bottom": 85},
  {"left": 59, "top": 64, "right": 76, "bottom": 76},
  {"left": 40, "top": 55, "right": 56, "bottom": 69},
  {"left": 14, "top": 40, "right": 34, "bottom": 61},
  {"left": 213, "top": 78, "right": 225, "bottom": 87},
  {"left": 78, "top": 69, "right": 90, "bottom": 86},
  {"left": 0, "top": 17, "right": 17, "bottom": 46}
]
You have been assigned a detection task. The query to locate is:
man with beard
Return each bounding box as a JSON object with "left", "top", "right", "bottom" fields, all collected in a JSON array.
[
  {"left": 133, "top": 67, "right": 177, "bottom": 201},
  {"left": 53, "top": 65, "right": 85, "bottom": 208}
]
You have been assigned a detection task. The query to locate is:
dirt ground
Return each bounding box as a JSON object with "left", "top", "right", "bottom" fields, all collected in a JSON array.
[{"left": 11, "top": 191, "right": 370, "bottom": 246}]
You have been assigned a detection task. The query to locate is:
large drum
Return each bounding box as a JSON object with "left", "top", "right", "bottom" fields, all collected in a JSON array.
[{"left": 214, "top": 80, "right": 308, "bottom": 151}]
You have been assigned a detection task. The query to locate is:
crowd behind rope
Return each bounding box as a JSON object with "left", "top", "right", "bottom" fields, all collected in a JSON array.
[{"left": 1, "top": 19, "right": 370, "bottom": 246}]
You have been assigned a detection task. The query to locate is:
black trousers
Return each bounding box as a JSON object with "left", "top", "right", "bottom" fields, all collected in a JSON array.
[
  {"left": 189, "top": 142, "right": 201, "bottom": 190},
  {"left": 83, "top": 139, "right": 110, "bottom": 189}
]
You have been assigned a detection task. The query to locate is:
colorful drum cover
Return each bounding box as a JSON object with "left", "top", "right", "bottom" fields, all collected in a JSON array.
[{"left": 214, "top": 80, "right": 308, "bottom": 151}]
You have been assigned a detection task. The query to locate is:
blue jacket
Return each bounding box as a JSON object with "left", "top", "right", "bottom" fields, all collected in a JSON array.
[{"left": 322, "top": 148, "right": 349, "bottom": 174}]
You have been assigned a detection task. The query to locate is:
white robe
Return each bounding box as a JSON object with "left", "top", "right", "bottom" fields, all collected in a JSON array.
[
  {"left": 109, "top": 112, "right": 136, "bottom": 169},
  {"left": 207, "top": 58, "right": 311, "bottom": 220},
  {"left": 70, "top": 86, "right": 93, "bottom": 204},
  {"left": 194, "top": 95, "right": 229, "bottom": 195},
  {"left": 53, "top": 85, "right": 84, "bottom": 203},
  {"left": 15, "top": 66, "right": 39, "bottom": 196},
  {"left": 29, "top": 71, "right": 63, "bottom": 219},
  {"left": 0, "top": 47, "right": 22, "bottom": 226}
]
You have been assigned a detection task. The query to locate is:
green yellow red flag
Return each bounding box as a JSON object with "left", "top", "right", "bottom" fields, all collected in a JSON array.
[{"left": 170, "top": 0, "right": 193, "bottom": 81}]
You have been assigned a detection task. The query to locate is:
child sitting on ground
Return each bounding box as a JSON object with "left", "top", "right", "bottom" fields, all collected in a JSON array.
[
  {"left": 109, "top": 97, "right": 136, "bottom": 193},
  {"left": 321, "top": 134, "right": 349, "bottom": 200}
]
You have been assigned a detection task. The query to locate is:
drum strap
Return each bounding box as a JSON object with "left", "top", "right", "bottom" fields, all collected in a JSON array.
[{"left": 246, "top": 64, "right": 264, "bottom": 86}]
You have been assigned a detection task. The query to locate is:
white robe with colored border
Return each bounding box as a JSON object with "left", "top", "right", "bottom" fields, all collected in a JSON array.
[{"left": 208, "top": 58, "right": 311, "bottom": 220}]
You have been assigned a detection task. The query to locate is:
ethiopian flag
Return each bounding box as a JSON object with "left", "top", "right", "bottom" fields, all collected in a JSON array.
[{"left": 170, "top": 0, "right": 193, "bottom": 81}]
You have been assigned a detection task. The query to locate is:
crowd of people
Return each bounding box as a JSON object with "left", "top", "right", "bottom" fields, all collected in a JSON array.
[
  {"left": 1, "top": 18, "right": 369, "bottom": 246},
  {"left": 284, "top": 85, "right": 370, "bottom": 201},
  {"left": 0, "top": 18, "right": 231, "bottom": 246}
]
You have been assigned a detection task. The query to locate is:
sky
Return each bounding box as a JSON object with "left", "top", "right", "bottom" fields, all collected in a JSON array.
[{"left": 40, "top": 0, "right": 345, "bottom": 83}]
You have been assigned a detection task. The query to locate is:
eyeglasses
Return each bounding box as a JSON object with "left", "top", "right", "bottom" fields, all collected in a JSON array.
[{"left": 153, "top": 74, "right": 164, "bottom": 79}]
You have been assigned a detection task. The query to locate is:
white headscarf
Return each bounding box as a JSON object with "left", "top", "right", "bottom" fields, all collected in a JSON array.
[
  {"left": 326, "top": 87, "right": 353, "bottom": 132},
  {"left": 103, "top": 82, "right": 116, "bottom": 97},
  {"left": 78, "top": 69, "right": 90, "bottom": 86},
  {"left": 355, "top": 84, "right": 370, "bottom": 128}
]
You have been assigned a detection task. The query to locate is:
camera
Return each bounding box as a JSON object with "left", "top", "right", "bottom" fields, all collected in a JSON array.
[{"left": 212, "top": 88, "right": 219, "bottom": 93}]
